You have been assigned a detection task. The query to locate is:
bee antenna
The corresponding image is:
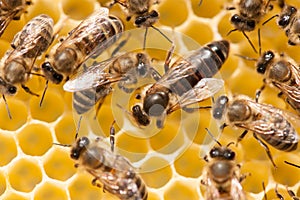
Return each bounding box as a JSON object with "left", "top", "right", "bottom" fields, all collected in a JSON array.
[
  {"left": 53, "top": 142, "right": 71, "bottom": 147},
  {"left": 226, "top": 141, "right": 235, "bottom": 147},
  {"left": 198, "top": 0, "right": 203, "bottom": 6},
  {"left": 226, "top": 28, "right": 238, "bottom": 36},
  {"left": 29, "top": 72, "right": 45, "bottom": 77},
  {"left": 2, "top": 95, "right": 12, "bottom": 119},
  {"left": 242, "top": 31, "right": 258, "bottom": 54},
  {"left": 204, "top": 128, "right": 222, "bottom": 146},
  {"left": 151, "top": 25, "right": 173, "bottom": 44},
  {"left": 234, "top": 54, "right": 258, "bottom": 61},
  {"left": 262, "top": 181, "right": 267, "bottom": 200},
  {"left": 75, "top": 115, "right": 83, "bottom": 140},
  {"left": 143, "top": 28, "right": 148, "bottom": 50},
  {"left": 284, "top": 160, "right": 300, "bottom": 168},
  {"left": 39, "top": 80, "right": 48, "bottom": 107}
]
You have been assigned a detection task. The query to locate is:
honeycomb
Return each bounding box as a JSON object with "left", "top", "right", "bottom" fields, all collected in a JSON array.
[{"left": 0, "top": 0, "right": 300, "bottom": 199}]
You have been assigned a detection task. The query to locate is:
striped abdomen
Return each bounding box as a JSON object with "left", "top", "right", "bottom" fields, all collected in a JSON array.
[{"left": 168, "top": 40, "right": 229, "bottom": 96}]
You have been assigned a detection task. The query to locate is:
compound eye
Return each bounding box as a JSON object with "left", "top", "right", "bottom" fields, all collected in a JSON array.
[
  {"left": 224, "top": 150, "right": 235, "bottom": 160},
  {"left": 212, "top": 108, "right": 224, "bottom": 119},
  {"left": 143, "top": 93, "right": 169, "bottom": 116},
  {"left": 264, "top": 51, "right": 275, "bottom": 61},
  {"left": 79, "top": 137, "right": 90, "bottom": 148},
  {"left": 8, "top": 86, "right": 17, "bottom": 94},
  {"left": 210, "top": 148, "right": 220, "bottom": 158},
  {"left": 247, "top": 20, "right": 255, "bottom": 29},
  {"left": 278, "top": 15, "right": 290, "bottom": 27},
  {"left": 42, "top": 62, "right": 52, "bottom": 71},
  {"left": 54, "top": 73, "right": 63, "bottom": 83},
  {"left": 150, "top": 10, "right": 159, "bottom": 17},
  {"left": 135, "top": 16, "right": 146, "bottom": 26},
  {"left": 231, "top": 14, "right": 241, "bottom": 23}
]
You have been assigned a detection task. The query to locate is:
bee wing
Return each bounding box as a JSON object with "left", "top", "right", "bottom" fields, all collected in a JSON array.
[
  {"left": 63, "top": 58, "right": 119, "bottom": 92},
  {"left": 230, "top": 178, "right": 247, "bottom": 200},
  {"left": 204, "top": 177, "right": 222, "bottom": 200},
  {"left": 0, "top": 12, "right": 16, "bottom": 37},
  {"left": 171, "top": 78, "right": 224, "bottom": 110},
  {"left": 239, "top": 100, "right": 298, "bottom": 145}
]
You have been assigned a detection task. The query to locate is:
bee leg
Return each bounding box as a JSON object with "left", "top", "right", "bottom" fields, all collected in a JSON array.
[
  {"left": 109, "top": 120, "right": 116, "bottom": 152},
  {"left": 242, "top": 31, "right": 258, "bottom": 54},
  {"left": 255, "top": 83, "right": 266, "bottom": 102},
  {"left": 94, "top": 98, "right": 105, "bottom": 119},
  {"left": 236, "top": 130, "right": 248, "bottom": 146},
  {"left": 226, "top": 6, "right": 236, "bottom": 10},
  {"left": 182, "top": 106, "right": 211, "bottom": 113},
  {"left": 275, "top": 184, "right": 284, "bottom": 200},
  {"left": 111, "top": 33, "right": 130, "bottom": 56},
  {"left": 91, "top": 178, "right": 102, "bottom": 188},
  {"left": 253, "top": 133, "right": 277, "bottom": 168},
  {"left": 164, "top": 43, "right": 175, "bottom": 73},
  {"left": 2, "top": 95, "right": 12, "bottom": 119},
  {"left": 21, "top": 84, "right": 39, "bottom": 97},
  {"left": 219, "top": 123, "right": 227, "bottom": 131},
  {"left": 143, "top": 28, "right": 148, "bottom": 50},
  {"left": 286, "top": 186, "right": 299, "bottom": 200}
]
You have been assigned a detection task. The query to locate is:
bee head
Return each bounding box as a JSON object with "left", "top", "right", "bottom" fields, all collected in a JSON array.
[
  {"left": 41, "top": 62, "right": 64, "bottom": 84},
  {"left": 132, "top": 104, "right": 150, "bottom": 126},
  {"left": 212, "top": 95, "right": 228, "bottom": 120},
  {"left": 134, "top": 10, "right": 159, "bottom": 27},
  {"left": 143, "top": 92, "right": 169, "bottom": 117},
  {"left": 256, "top": 50, "right": 275, "bottom": 74},
  {"left": 230, "top": 14, "right": 256, "bottom": 32},
  {"left": 210, "top": 146, "right": 235, "bottom": 160},
  {"left": 70, "top": 137, "right": 90, "bottom": 160},
  {"left": 278, "top": 6, "right": 297, "bottom": 28},
  {"left": 0, "top": 77, "right": 17, "bottom": 95}
]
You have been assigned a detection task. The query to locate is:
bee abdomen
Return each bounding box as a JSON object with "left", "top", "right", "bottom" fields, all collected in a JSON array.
[{"left": 260, "top": 133, "right": 298, "bottom": 151}]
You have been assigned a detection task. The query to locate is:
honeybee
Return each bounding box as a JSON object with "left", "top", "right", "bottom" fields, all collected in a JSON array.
[
  {"left": 0, "top": 0, "right": 32, "bottom": 37},
  {"left": 64, "top": 51, "right": 161, "bottom": 115},
  {"left": 68, "top": 122, "right": 148, "bottom": 200},
  {"left": 277, "top": 2, "right": 300, "bottom": 45},
  {"left": 0, "top": 14, "right": 54, "bottom": 117},
  {"left": 201, "top": 129, "right": 247, "bottom": 200},
  {"left": 212, "top": 94, "right": 299, "bottom": 167},
  {"left": 254, "top": 50, "right": 300, "bottom": 115},
  {"left": 130, "top": 40, "right": 229, "bottom": 128},
  {"left": 41, "top": 7, "right": 124, "bottom": 85},
  {"left": 108, "top": 0, "right": 171, "bottom": 48},
  {"left": 227, "top": 0, "right": 273, "bottom": 53}
]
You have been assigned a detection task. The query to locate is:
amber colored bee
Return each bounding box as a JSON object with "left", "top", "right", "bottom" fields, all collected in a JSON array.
[
  {"left": 277, "top": 3, "right": 300, "bottom": 45},
  {"left": 227, "top": 0, "right": 273, "bottom": 53},
  {"left": 41, "top": 7, "right": 124, "bottom": 85},
  {"left": 69, "top": 123, "right": 148, "bottom": 200},
  {"left": 0, "top": 14, "right": 54, "bottom": 118},
  {"left": 201, "top": 129, "right": 247, "bottom": 200},
  {"left": 255, "top": 50, "right": 300, "bottom": 115},
  {"left": 212, "top": 94, "right": 299, "bottom": 167},
  {"left": 64, "top": 51, "right": 161, "bottom": 115},
  {"left": 0, "top": 0, "right": 32, "bottom": 37},
  {"left": 130, "top": 40, "right": 229, "bottom": 128}
]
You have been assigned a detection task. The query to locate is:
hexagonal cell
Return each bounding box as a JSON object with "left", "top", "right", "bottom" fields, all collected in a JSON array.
[
  {"left": 0, "top": 133, "right": 17, "bottom": 166},
  {"left": 33, "top": 182, "right": 68, "bottom": 200},
  {"left": 8, "top": 158, "right": 42, "bottom": 192},
  {"left": 26, "top": 0, "right": 61, "bottom": 23},
  {"left": 55, "top": 115, "right": 77, "bottom": 145},
  {"left": 30, "top": 89, "right": 65, "bottom": 123},
  {"left": 241, "top": 161, "right": 270, "bottom": 194},
  {"left": 174, "top": 144, "right": 204, "bottom": 178},
  {"left": 2, "top": 192, "right": 28, "bottom": 200},
  {"left": 140, "top": 157, "right": 172, "bottom": 188},
  {"left": 17, "top": 123, "right": 53, "bottom": 156},
  {"left": 68, "top": 173, "right": 104, "bottom": 200},
  {"left": 191, "top": 0, "right": 225, "bottom": 18},
  {"left": 180, "top": 19, "right": 213, "bottom": 46},
  {"left": 61, "top": 0, "right": 95, "bottom": 20},
  {"left": 0, "top": 170, "right": 6, "bottom": 196},
  {"left": 43, "top": 147, "right": 76, "bottom": 181},
  {"left": 272, "top": 154, "right": 300, "bottom": 187},
  {"left": 158, "top": 0, "right": 188, "bottom": 27},
  {"left": 164, "top": 180, "right": 199, "bottom": 200},
  {"left": 149, "top": 121, "right": 184, "bottom": 155},
  {"left": 0, "top": 99, "right": 28, "bottom": 131}
]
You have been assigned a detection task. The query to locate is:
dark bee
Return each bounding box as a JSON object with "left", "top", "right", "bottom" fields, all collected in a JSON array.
[
  {"left": 277, "top": 3, "right": 300, "bottom": 45},
  {"left": 41, "top": 7, "right": 124, "bottom": 85},
  {"left": 201, "top": 129, "right": 247, "bottom": 200},
  {"left": 255, "top": 50, "right": 300, "bottom": 115},
  {"left": 0, "top": 0, "right": 32, "bottom": 37},
  {"left": 227, "top": 0, "right": 273, "bottom": 53},
  {"left": 212, "top": 94, "right": 299, "bottom": 167},
  {"left": 130, "top": 40, "right": 229, "bottom": 128},
  {"left": 70, "top": 134, "right": 148, "bottom": 200},
  {"left": 64, "top": 51, "right": 161, "bottom": 115},
  {"left": 0, "top": 14, "right": 54, "bottom": 117}
]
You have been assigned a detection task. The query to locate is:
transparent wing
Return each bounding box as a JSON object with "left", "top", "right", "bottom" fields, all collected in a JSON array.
[
  {"left": 0, "top": 16, "right": 13, "bottom": 37},
  {"left": 239, "top": 99, "right": 298, "bottom": 145},
  {"left": 230, "top": 178, "right": 247, "bottom": 200},
  {"left": 168, "top": 78, "right": 224, "bottom": 113},
  {"left": 63, "top": 57, "right": 119, "bottom": 92}
]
